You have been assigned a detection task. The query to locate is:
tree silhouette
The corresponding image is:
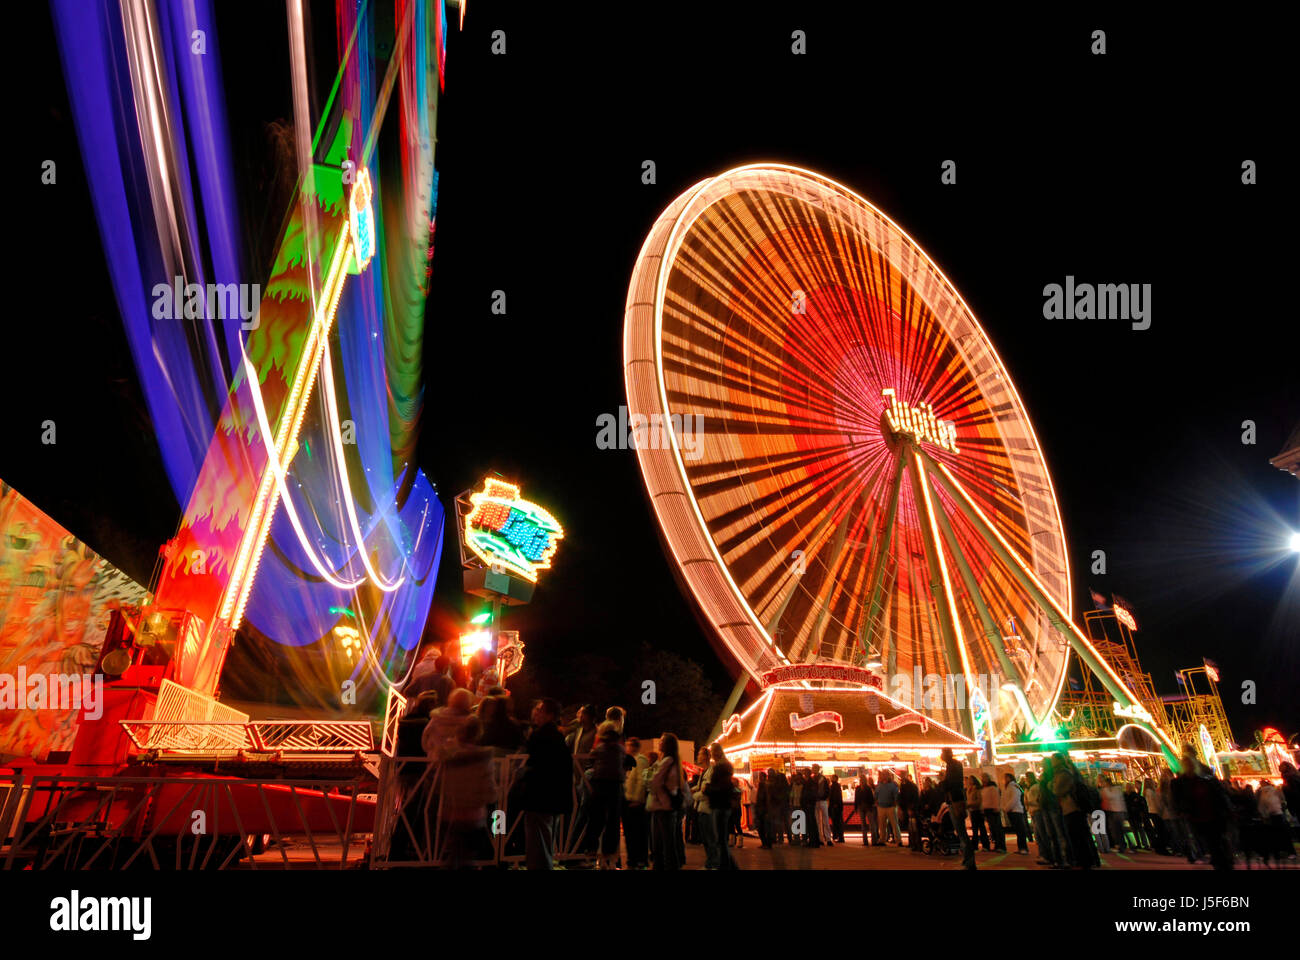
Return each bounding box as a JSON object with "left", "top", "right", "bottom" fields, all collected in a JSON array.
[{"left": 622, "top": 643, "right": 725, "bottom": 747}]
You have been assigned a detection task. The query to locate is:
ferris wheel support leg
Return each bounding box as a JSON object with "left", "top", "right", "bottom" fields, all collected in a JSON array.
[
  {"left": 906, "top": 449, "right": 977, "bottom": 742},
  {"left": 919, "top": 452, "right": 1182, "bottom": 771},
  {"left": 928, "top": 478, "right": 1040, "bottom": 730},
  {"left": 859, "top": 447, "right": 906, "bottom": 675},
  {"left": 707, "top": 672, "right": 752, "bottom": 745}
]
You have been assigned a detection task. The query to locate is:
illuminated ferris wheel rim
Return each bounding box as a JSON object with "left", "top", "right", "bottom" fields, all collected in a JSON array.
[{"left": 629, "top": 162, "right": 1073, "bottom": 693}]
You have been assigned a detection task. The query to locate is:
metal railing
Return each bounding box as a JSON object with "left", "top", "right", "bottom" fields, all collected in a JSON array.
[
  {"left": 0, "top": 773, "right": 26, "bottom": 847},
  {"left": 116, "top": 678, "right": 375, "bottom": 757},
  {"left": 2, "top": 752, "right": 599, "bottom": 870},
  {"left": 250, "top": 720, "right": 374, "bottom": 753},
  {"left": 370, "top": 752, "right": 597, "bottom": 868},
  {"left": 119, "top": 719, "right": 374, "bottom": 755},
  {"left": 381, "top": 689, "right": 407, "bottom": 757},
  {"left": 1, "top": 772, "right": 372, "bottom": 870}
]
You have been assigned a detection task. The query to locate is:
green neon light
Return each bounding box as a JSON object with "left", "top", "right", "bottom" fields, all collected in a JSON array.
[
  {"left": 470, "top": 612, "right": 491, "bottom": 625},
  {"left": 310, "top": 0, "right": 369, "bottom": 157},
  {"left": 328, "top": 606, "right": 356, "bottom": 618},
  {"left": 467, "top": 529, "right": 541, "bottom": 580}
]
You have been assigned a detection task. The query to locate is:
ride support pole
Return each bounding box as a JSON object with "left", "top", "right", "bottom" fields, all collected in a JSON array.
[{"left": 920, "top": 450, "right": 1181, "bottom": 771}]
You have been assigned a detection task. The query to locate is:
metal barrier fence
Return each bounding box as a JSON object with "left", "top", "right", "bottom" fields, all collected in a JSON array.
[
  {"left": 0, "top": 774, "right": 26, "bottom": 848},
  {"left": 118, "top": 719, "right": 375, "bottom": 755},
  {"left": 370, "top": 752, "right": 598, "bottom": 868},
  {"left": 2, "top": 755, "right": 598, "bottom": 870},
  {"left": 0, "top": 772, "right": 372, "bottom": 870}
]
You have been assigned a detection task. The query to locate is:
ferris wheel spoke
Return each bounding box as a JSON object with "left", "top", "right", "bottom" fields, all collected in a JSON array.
[
  {"left": 720, "top": 453, "right": 872, "bottom": 581},
  {"left": 926, "top": 464, "right": 1039, "bottom": 726},
  {"left": 803, "top": 493, "right": 882, "bottom": 661},
  {"left": 923, "top": 449, "right": 1179, "bottom": 761},
  {"left": 747, "top": 446, "right": 894, "bottom": 621}
]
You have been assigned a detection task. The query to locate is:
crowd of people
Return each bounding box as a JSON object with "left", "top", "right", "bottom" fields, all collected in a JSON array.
[
  {"left": 392, "top": 646, "right": 751, "bottom": 870},
  {"left": 391, "top": 649, "right": 1300, "bottom": 871},
  {"left": 837, "top": 745, "right": 1299, "bottom": 871}
]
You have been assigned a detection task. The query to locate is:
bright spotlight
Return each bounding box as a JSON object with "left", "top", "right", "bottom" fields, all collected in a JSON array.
[{"left": 1289, "top": 531, "right": 1300, "bottom": 553}]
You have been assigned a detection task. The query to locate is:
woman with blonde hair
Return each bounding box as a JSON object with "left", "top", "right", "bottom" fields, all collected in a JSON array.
[{"left": 588, "top": 721, "right": 625, "bottom": 869}]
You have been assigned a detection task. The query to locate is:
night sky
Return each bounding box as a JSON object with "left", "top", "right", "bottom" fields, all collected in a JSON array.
[{"left": 14, "top": 5, "right": 1297, "bottom": 738}]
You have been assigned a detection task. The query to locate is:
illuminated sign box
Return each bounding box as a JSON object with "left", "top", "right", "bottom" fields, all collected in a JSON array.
[
  {"left": 882, "top": 388, "right": 958, "bottom": 453},
  {"left": 463, "top": 478, "right": 563, "bottom": 583},
  {"left": 348, "top": 168, "right": 376, "bottom": 272},
  {"left": 464, "top": 566, "right": 535, "bottom": 605}
]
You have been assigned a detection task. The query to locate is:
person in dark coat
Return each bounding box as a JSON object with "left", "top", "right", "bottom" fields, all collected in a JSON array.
[
  {"left": 856, "top": 774, "right": 877, "bottom": 845},
  {"left": 941, "top": 747, "right": 975, "bottom": 869},
  {"left": 703, "top": 744, "right": 739, "bottom": 868},
  {"left": 424, "top": 656, "right": 454, "bottom": 709},
  {"left": 1175, "top": 745, "right": 1234, "bottom": 871},
  {"left": 755, "top": 772, "right": 770, "bottom": 847},
  {"left": 767, "top": 771, "right": 790, "bottom": 846},
  {"left": 898, "top": 771, "right": 920, "bottom": 849},
  {"left": 1278, "top": 762, "right": 1300, "bottom": 822},
  {"left": 800, "top": 769, "right": 822, "bottom": 847},
  {"left": 521, "top": 697, "right": 585, "bottom": 869},
  {"left": 588, "top": 721, "right": 626, "bottom": 869},
  {"left": 919, "top": 777, "right": 940, "bottom": 821},
  {"left": 477, "top": 695, "right": 524, "bottom": 756},
  {"left": 1124, "top": 781, "right": 1151, "bottom": 849},
  {"left": 685, "top": 747, "right": 709, "bottom": 845},
  {"left": 828, "top": 774, "right": 845, "bottom": 842},
  {"left": 403, "top": 647, "right": 444, "bottom": 701}
]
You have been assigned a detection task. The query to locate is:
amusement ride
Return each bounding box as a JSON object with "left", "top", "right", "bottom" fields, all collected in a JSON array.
[{"left": 623, "top": 164, "right": 1184, "bottom": 779}]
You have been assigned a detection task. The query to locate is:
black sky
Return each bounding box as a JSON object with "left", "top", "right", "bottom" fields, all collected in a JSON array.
[{"left": 14, "top": 4, "right": 1297, "bottom": 737}]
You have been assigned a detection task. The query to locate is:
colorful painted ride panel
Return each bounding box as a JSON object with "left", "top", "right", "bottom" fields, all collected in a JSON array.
[{"left": 0, "top": 483, "right": 147, "bottom": 760}]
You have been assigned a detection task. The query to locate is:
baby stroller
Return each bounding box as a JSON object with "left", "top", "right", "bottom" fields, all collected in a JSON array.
[{"left": 920, "top": 803, "right": 962, "bottom": 856}]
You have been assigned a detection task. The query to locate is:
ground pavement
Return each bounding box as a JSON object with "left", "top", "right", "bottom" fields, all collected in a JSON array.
[{"left": 679, "top": 831, "right": 1261, "bottom": 871}]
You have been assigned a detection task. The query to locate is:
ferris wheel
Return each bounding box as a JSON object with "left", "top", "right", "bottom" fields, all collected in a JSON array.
[{"left": 623, "top": 164, "right": 1176, "bottom": 758}]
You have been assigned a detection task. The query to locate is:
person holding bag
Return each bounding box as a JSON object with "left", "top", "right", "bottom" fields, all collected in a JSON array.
[{"left": 648, "top": 733, "right": 685, "bottom": 870}]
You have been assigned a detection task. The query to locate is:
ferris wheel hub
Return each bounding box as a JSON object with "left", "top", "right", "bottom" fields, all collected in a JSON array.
[{"left": 881, "top": 388, "right": 959, "bottom": 454}]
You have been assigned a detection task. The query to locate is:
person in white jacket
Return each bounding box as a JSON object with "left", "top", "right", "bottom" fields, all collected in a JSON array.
[
  {"left": 1001, "top": 773, "right": 1029, "bottom": 854},
  {"left": 980, "top": 774, "right": 1006, "bottom": 852},
  {"left": 622, "top": 739, "right": 650, "bottom": 869},
  {"left": 1098, "top": 774, "right": 1130, "bottom": 852}
]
